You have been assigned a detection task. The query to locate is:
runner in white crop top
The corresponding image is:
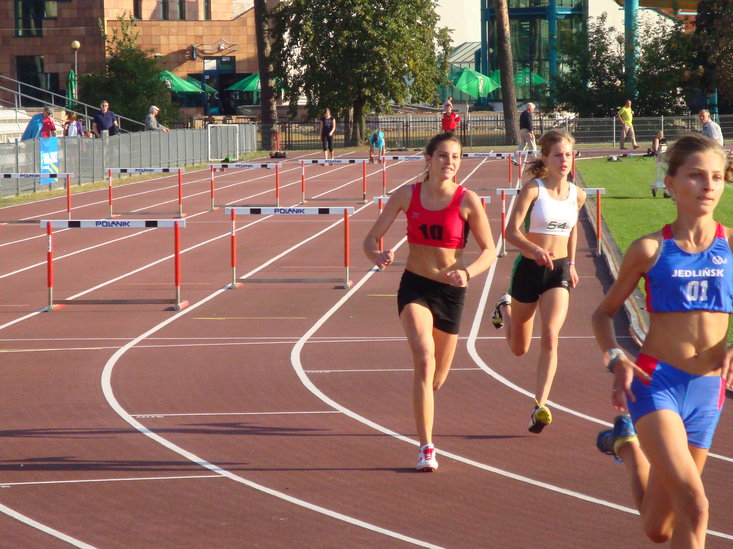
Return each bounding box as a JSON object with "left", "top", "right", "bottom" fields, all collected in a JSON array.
[{"left": 528, "top": 178, "right": 579, "bottom": 236}]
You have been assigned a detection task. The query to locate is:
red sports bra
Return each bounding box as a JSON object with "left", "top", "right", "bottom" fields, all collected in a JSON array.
[{"left": 406, "top": 182, "right": 468, "bottom": 249}]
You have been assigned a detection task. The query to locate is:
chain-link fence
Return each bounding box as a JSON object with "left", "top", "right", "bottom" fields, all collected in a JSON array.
[{"left": 3, "top": 114, "right": 730, "bottom": 198}]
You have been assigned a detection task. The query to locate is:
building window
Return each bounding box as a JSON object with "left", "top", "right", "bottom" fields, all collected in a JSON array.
[
  {"left": 133, "top": 0, "right": 141, "bottom": 19},
  {"left": 161, "top": 0, "right": 169, "bottom": 20},
  {"left": 15, "top": 0, "right": 45, "bottom": 36},
  {"left": 16, "top": 55, "right": 60, "bottom": 107},
  {"left": 177, "top": 0, "right": 185, "bottom": 20},
  {"left": 204, "top": 0, "right": 211, "bottom": 20}
]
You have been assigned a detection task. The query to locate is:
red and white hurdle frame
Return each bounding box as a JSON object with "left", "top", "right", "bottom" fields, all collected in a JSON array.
[
  {"left": 299, "top": 158, "right": 370, "bottom": 203},
  {"left": 224, "top": 206, "right": 355, "bottom": 289},
  {"left": 460, "top": 152, "right": 518, "bottom": 186},
  {"left": 0, "top": 173, "right": 74, "bottom": 222},
  {"left": 495, "top": 186, "right": 606, "bottom": 257},
  {"left": 41, "top": 218, "right": 188, "bottom": 312},
  {"left": 208, "top": 162, "right": 281, "bottom": 210},
  {"left": 107, "top": 168, "right": 185, "bottom": 218}
]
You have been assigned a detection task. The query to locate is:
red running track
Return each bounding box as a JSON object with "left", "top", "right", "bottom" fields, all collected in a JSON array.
[{"left": 0, "top": 148, "right": 731, "bottom": 548}]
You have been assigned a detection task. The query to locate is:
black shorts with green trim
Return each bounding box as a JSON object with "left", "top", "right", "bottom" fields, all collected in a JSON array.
[{"left": 509, "top": 255, "right": 571, "bottom": 304}]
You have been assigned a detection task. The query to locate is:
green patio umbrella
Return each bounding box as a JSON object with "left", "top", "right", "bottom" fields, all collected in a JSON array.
[
  {"left": 186, "top": 76, "right": 217, "bottom": 94},
  {"left": 450, "top": 67, "right": 500, "bottom": 99},
  {"left": 489, "top": 68, "right": 547, "bottom": 87},
  {"left": 225, "top": 73, "right": 261, "bottom": 92},
  {"left": 66, "top": 69, "right": 77, "bottom": 110},
  {"left": 515, "top": 68, "right": 548, "bottom": 86},
  {"left": 158, "top": 70, "right": 202, "bottom": 93}
]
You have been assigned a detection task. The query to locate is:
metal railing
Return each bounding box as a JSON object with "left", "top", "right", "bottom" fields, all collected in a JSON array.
[
  {"left": 0, "top": 124, "right": 257, "bottom": 197},
  {"left": 0, "top": 74, "right": 146, "bottom": 133}
]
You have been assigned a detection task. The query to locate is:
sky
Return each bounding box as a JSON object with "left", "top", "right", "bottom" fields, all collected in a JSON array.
[{"left": 435, "top": 0, "right": 482, "bottom": 45}]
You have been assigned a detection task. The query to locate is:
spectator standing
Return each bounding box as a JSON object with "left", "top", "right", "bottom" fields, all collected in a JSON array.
[
  {"left": 92, "top": 100, "right": 119, "bottom": 137},
  {"left": 145, "top": 106, "right": 169, "bottom": 132},
  {"left": 617, "top": 99, "right": 639, "bottom": 150},
  {"left": 442, "top": 96, "right": 453, "bottom": 111},
  {"left": 699, "top": 109, "right": 724, "bottom": 146},
  {"left": 441, "top": 105, "right": 461, "bottom": 133},
  {"left": 515, "top": 102, "right": 538, "bottom": 164},
  {"left": 319, "top": 108, "right": 336, "bottom": 160},
  {"left": 40, "top": 107, "right": 57, "bottom": 138},
  {"left": 63, "top": 112, "right": 83, "bottom": 137}
]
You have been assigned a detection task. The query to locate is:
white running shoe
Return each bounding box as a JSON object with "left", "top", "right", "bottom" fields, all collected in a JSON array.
[{"left": 416, "top": 443, "right": 438, "bottom": 472}]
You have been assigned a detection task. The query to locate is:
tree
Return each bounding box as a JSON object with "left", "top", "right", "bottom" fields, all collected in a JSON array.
[
  {"left": 547, "top": 13, "right": 693, "bottom": 117},
  {"left": 270, "top": 0, "right": 451, "bottom": 145},
  {"left": 494, "top": 0, "right": 519, "bottom": 145},
  {"left": 694, "top": 0, "right": 733, "bottom": 112},
  {"left": 548, "top": 13, "right": 625, "bottom": 117},
  {"left": 80, "top": 14, "right": 172, "bottom": 129},
  {"left": 255, "top": 0, "right": 278, "bottom": 150}
]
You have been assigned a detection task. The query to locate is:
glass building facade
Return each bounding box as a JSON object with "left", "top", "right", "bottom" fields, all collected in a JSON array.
[{"left": 480, "top": 0, "right": 586, "bottom": 101}]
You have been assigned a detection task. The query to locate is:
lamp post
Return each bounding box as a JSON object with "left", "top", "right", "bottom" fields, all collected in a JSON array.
[
  {"left": 70, "top": 41, "right": 80, "bottom": 104},
  {"left": 70, "top": 40, "right": 80, "bottom": 76}
]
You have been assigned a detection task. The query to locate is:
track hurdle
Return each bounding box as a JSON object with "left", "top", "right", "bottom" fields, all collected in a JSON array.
[
  {"left": 299, "top": 158, "right": 369, "bottom": 203},
  {"left": 225, "top": 206, "right": 355, "bottom": 289},
  {"left": 0, "top": 173, "right": 74, "bottom": 223},
  {"left": 41, "top": 219, "right": 188, "bottom": 311},
  {"left": 107, "top": 168, "right": 185, "bottom": 218},
  {"left": 208, "top": 162, "right": 281, "bottom": 210},
  {"left": 495, "top": 186, "right": 606, "bottom": 257}
]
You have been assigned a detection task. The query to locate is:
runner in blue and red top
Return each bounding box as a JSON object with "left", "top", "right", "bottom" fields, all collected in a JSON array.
[
  {"left": 592, "top": 134, "right": 733, "bottom": 547},
  {"left": 363, "top": 132, "right": 496, "bottom": 472}
]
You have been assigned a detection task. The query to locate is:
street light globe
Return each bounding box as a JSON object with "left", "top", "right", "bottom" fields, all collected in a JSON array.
[{"left": 71, "top": 40, "right": 81, "bottom": 50}]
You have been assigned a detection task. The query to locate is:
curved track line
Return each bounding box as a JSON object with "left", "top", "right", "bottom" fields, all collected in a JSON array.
[{"left": 0, "top": 502, "right": 96, "bottom": 548}]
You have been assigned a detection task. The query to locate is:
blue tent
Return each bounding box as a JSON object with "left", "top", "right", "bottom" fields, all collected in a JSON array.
[{"left": 21, "top": 113, "right": 43, "bottom": 141}]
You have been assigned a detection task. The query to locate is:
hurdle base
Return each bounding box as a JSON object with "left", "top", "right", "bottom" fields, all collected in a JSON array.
[
  {"left": 171, "top": 300, "right": 190, "bottom": 311},
  {"left": 227, "top": 282, "right": 244, "bottom": 289},
  {"left": 44, "top": 303, "right": 67, "bottom": 312}
]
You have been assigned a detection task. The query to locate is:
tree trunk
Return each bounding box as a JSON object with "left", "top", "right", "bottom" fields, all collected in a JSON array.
[
  {"left": 494, "top": 0, "right": 519, "bottom": 145},
  {"left": 350, "top": 100, "right": 366, "bottom": 146},
  {"left": 254, "top": 0, "right": 278, "bottom": 151}
]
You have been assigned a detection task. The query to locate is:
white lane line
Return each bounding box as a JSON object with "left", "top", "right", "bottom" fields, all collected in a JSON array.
[
  {"left": 0, "top": 502, "right": 96, "bottom": 548},
  {"left": 90, "top": 185, "right": 444, "bottom": 547},
  {"left": 286, "top": 182, "right": 733, "bottom": 540},
  {"left": 1, "top": 474, "right": 222, "bottom": 488},
  {"left": 131, "top": 411, "right": 340, "bottom": 418}
]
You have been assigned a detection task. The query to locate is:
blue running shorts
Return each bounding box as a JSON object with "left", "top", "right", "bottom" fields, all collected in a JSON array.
[{"left": 628, "top": 353, "right": 725, "bottom": 449}]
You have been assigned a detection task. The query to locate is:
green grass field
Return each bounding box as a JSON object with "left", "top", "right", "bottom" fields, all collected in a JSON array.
[{"left": 577, "top": 155, "right": 733, "bottom": 341}]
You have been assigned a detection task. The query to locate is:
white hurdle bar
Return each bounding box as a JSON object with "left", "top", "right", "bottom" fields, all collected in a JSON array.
[
  {"left": 299, "top": 158, "right": 369, "bottom": 204},
  {"left": 225, "top": 206, "right": 356, "bottom": 289},
  {"left": 495, "top": 186, "right": 606, "bottom": 257},
  {"left": 107, "top": 168, "right": 185, "bottom": 218},
  {"left": 0, "top": 173, "right": 74, "bottom": 222},
  {"left": 40, "top": 219, "right": 188, "bottom": 312},
  {"left": 209, "top": 163, "right": 280, "bottom": 210},
  {"left": 373, "top": 194, "right": 491, "bottom": 253}
]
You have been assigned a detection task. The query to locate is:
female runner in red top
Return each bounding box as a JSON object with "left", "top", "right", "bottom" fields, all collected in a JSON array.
[{"left": 363, "top": 132, "right": 496, "bottom": 471}]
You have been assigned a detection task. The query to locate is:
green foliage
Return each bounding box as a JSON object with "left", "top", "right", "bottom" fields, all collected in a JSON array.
[
  {"left": 79, "top": 14, "right": 173, "bottom": 129},
  {"left": 548, "top": 14, "right": 693, "bottom": 116},
  {"left": 694, "top": 0, "right": 733, "bottom": 111},
  {"left": 270, "top": 0, "right": 451, "bottom": 143}
]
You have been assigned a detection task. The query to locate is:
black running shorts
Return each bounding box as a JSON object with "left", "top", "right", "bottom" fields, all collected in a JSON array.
[
  {"left": 509, "top": 255, "right": 571, "bottom": 304},
  {"left": 397, "top": 270, "right": 466, "bottom": 335}
]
